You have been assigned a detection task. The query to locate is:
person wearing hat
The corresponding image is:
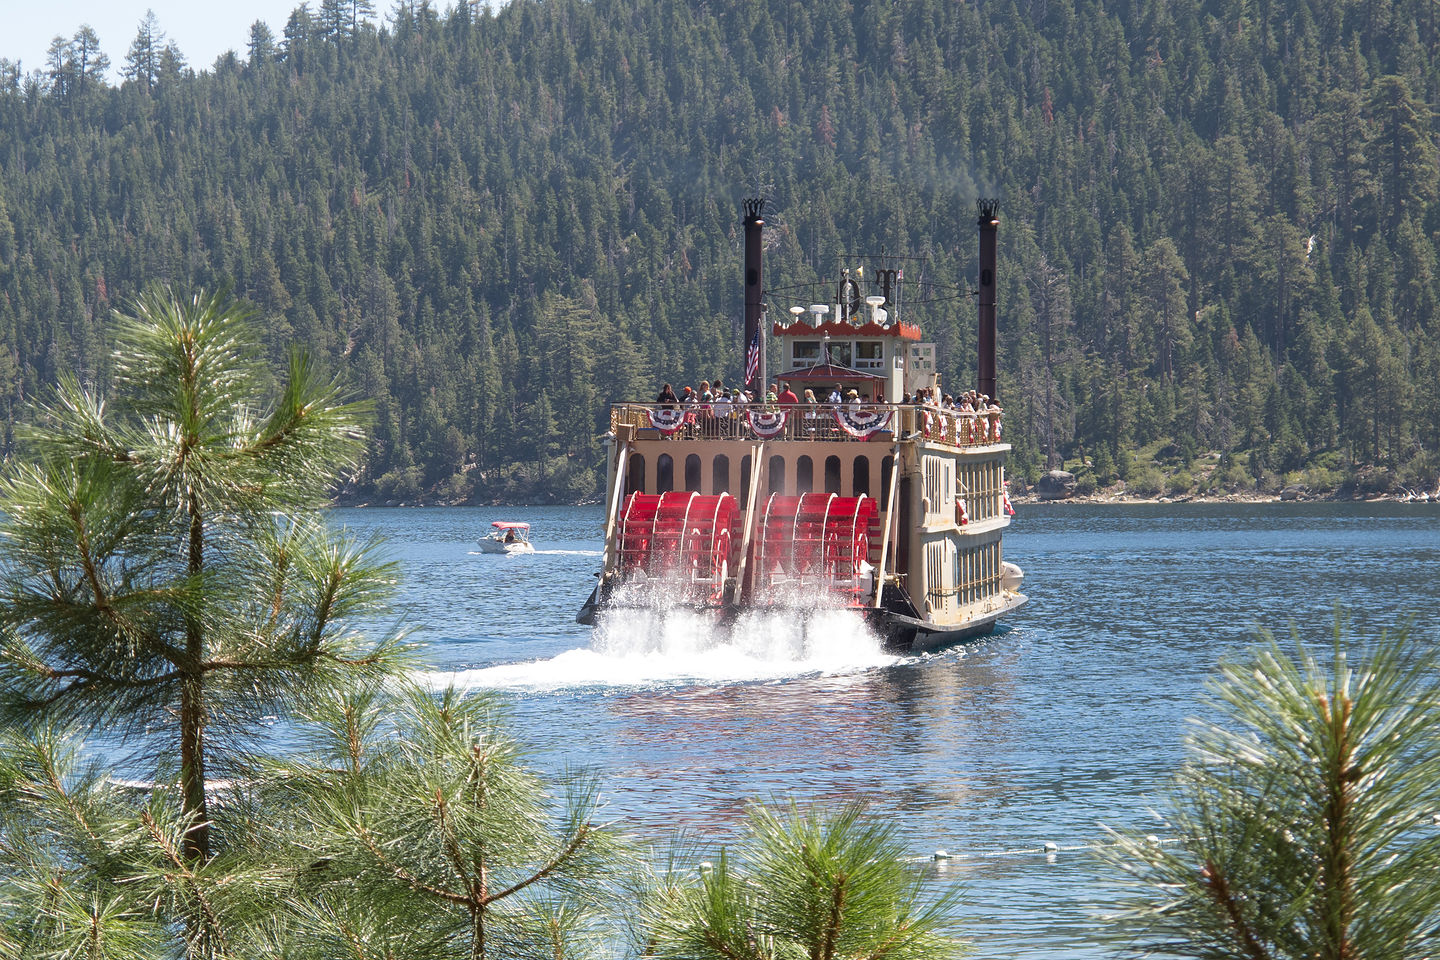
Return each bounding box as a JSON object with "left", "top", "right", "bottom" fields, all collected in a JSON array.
[{"left": 846, "top": 388, "right": 862, "bottom": 411}]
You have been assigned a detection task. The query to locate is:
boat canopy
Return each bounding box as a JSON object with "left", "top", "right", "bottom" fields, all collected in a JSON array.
[{"left": 490, "top": 521, "right": 530, "bottom": 530}]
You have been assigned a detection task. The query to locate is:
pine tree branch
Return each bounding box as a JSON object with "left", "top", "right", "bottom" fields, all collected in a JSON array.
[
  {"left": 29, "top": 741, "right": 102, "bottom": 845},
  {"left": 431, "top": 787, "right": 478, "bottom": 893},
  {"left": 859, "top": 919, "right": 915, "bottom": 960},
  {"left": 702, "top": 928, "right": 751, "bottom": 960},
  {"left": 354, "top": 823, "right": 473, "bottom": 907},
  {"left": 1200, "top": 859, "right": 1272, "bottom": 960},
  {"left": 817, "top": 872, "right": 847, "bottom": 960},
  {"left": 138, "top": 809, "right": 229, "bottom": 954},
  {"left": 483, "top": 823, "right": 592, "bottom": 906}
]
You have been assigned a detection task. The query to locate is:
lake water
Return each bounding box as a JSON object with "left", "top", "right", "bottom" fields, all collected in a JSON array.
[{"left": 333, "top": 502, "right": 1440, "bottom": 958}]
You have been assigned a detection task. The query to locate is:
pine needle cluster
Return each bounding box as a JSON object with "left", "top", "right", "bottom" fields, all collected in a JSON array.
[
  {"left": 1104, "top": 620, "right": 1440, "bottom": 959},
  {"left": 643, "top": 801, "right": 964, "bottom": 960}
]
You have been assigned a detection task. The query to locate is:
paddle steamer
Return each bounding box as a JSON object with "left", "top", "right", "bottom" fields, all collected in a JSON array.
[{"left": 578, "top": 200, "right": 1026, "bottom": 652}]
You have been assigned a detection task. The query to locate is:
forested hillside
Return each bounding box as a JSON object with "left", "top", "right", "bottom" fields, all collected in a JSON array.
[{"left": 2, "top": 0, "right": 1438, "bottom": 501}]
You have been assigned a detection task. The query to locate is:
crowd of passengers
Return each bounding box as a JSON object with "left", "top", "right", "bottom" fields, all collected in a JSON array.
[{"left": 654, "top": 379, "right": 1003, "bottom": 415}]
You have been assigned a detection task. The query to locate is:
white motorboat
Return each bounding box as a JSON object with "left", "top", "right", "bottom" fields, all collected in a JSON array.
[{"left": 478, "top": 521, "right": 535, "bottom": 554}]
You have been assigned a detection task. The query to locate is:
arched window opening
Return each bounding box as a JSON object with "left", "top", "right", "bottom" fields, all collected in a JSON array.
[
  {"left": 768, "top": 455, "right": 786, "bottom": 494},
  {"left": 852, "top": 456, "right": 871, "bottom": 496},
  {"left": 712, "top": 455, "right": 731, "bottom": 495},
  {"left": 796, "top": 456, "right": 814, "bottom": 494},
  {"left": 657, "top": 454, "right": 674, "bottom": 493},
  {"left": 824, "top": 456, "right": 842, "bottom": 494},
  {"left": 626, "top": 454, "right": 646, "bottom": 495},
  {"left": 685, "top": 454, "right": 702, "bottom": 492}
]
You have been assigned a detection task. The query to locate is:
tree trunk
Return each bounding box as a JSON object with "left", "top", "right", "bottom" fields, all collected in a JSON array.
[{"left": 181, "top": 495, "right": 210, "bottom": 862}]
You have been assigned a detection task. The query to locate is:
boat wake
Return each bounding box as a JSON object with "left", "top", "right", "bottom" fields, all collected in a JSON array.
[
  {"left": 420, "top": 586, "right": 898, "bottom": 692},
  {"left": 466, "top": 548, "right": 602, "bottom": 557}
]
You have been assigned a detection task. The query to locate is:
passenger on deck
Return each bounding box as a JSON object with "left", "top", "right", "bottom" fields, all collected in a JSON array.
[
  {"left": 656, "top": 383, "right": 679, "bottom": 407},
  {"left": 827, "top": 384, "right": 844, "bottom": 404},
  {"left": 711, "top": 388, "right": 732, "bottom": 435},
  {"left": 777, "top": 382, "right": 798, "bottom": 405}
]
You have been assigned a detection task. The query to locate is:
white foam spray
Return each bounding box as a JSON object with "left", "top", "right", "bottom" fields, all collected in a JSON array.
[{"left": 424, "top": 580, "right": 899, "bottom": 692}]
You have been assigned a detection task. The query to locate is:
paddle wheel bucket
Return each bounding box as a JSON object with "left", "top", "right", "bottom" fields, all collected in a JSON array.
[
  {"left": 747, "top": 493, "right": 879, "bottom": 605},
  {"left": 614, "top": 492, "right": 739, "bottom": 604}
]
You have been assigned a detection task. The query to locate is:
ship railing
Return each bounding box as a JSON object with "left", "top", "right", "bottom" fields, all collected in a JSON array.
[{"left": 610, "top": 403, "right": 1003, "bottom": 447}]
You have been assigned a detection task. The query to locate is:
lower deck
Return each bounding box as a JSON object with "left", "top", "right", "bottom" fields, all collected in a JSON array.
[{"left": 600, "top": 411, "right": 1022, "bottom": 642}]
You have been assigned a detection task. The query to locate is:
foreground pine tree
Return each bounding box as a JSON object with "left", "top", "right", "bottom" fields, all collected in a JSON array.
[
  {"left": 643, "top": 801, "right": 964, "bottom": 960},
  {"left": 1104, "top": 623, "right": 1440, "bottom": 959},
  {"left": 255, "top": 682, "right": 631, "bottom": 960},
  {"left": 0, "top": 286, "right": 407, "bottom": 863}
]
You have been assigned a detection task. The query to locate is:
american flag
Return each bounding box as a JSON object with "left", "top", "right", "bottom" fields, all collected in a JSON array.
[{"left": 744, "top": 328, "right": 761, "bottom": 384}]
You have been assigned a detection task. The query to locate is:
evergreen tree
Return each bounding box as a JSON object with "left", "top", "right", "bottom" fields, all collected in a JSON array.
[
  {"left": 257, "top": 683, "right": 630, "bottom": 960},
  {"left": 1105, "top": 622, "right": 1440, "bottom": 959},
  {"left": 646, "top": 801, "right": 963, "bottom": 960},
  {"left": 124, "top": 11, "right": 164, "bottom": 92},
  {"left": 0, "top": 287, "right": 405, "bottom": 866}
]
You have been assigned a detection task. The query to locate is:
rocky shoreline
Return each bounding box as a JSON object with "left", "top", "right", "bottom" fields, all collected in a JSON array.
[{"left": 1011, "top": 466, "right": 1440, "bottom": 507}]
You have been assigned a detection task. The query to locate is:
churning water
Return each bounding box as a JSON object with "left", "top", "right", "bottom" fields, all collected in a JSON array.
[
  {"left": 338, "top": 502, "right": 1440, "bottom": 959},
  {"left": 431, "top": 580, "right": 896, "bottom": 690}
]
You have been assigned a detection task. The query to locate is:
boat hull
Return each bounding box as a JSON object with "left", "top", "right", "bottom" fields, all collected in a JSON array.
[
  {"left": 478, "top": 539, "right": 535, "bottom": 555},
  {"left": 865, "top": 592, "right": 1027, "bottom": 652}
]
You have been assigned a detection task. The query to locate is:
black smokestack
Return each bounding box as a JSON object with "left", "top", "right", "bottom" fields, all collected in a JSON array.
[
  {"left": 977, "top": 199, "right": 999, "bottom": 400},
  {"left": 743, "top": 197, "right": 765, "bottom": 391}
]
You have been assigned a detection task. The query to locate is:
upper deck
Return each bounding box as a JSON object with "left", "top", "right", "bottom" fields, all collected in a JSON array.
[{"left": 610, "top": 402, "right": 1003, "bottom": 450}]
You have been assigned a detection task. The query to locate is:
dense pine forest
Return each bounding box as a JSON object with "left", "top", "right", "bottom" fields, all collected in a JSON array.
[{"left": 1, "top": 0, "right": 1438, "bottom": 502}]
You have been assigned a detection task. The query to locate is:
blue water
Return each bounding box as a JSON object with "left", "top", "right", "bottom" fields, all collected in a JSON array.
[{"left": 331, "top": 502, "right": 1440, "bottom": 958}]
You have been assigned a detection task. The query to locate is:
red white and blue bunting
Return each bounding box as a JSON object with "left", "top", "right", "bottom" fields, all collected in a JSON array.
[
  {"left": 746, "top": 409, "right": 788, "bottom": 437},
  {"left": 833, "top": 406, "right": 892, "bottom": 438},
  {"left": 647, "top": 407, "right": 689, "bottom": 434}
]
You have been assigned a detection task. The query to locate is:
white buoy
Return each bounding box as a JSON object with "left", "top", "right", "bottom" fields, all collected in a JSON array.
[
  {"left": 698, "top": 861, "right": 714, "bottom": 874},
  {"left": 933, "top": 849, "right": 950, "bottom": 860},
  {"left": 1146, "top": 835, "right": 1162, "bottom": 846},
  {"left": 1044, "top": 841, "right": 1059, "bottom": 852}
]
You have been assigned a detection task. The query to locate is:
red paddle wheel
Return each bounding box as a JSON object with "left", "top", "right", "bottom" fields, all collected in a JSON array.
[
  {"left": 748, "top": 493, "right": 879, "bottom": 604},
  {"left": 614, "top": 492, "right": 738, "bottom": 603}
]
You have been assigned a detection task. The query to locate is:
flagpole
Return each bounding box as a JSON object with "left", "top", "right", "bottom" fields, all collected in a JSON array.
[{"left": 758, "top": 308, "right": 768, "bottom": 397}]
